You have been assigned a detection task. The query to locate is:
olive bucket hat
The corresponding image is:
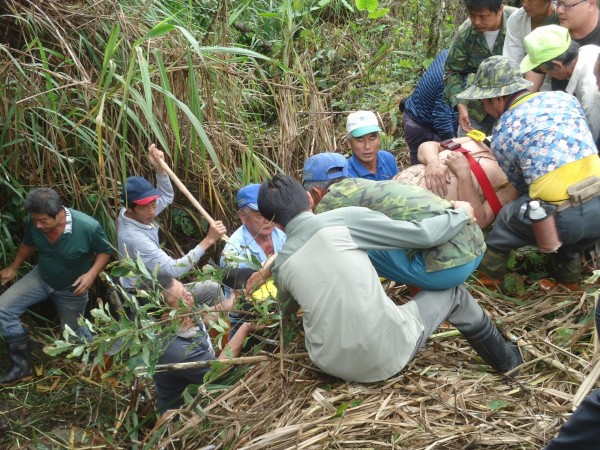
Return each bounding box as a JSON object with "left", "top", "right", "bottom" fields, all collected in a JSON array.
[{"left": 457, "top": 56, "right": 533, "bottom": 101}]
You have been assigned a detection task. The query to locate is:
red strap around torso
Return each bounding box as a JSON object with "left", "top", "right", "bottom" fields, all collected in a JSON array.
[{"left": 453, "top": 147, "right": 503, "bottom": 216}]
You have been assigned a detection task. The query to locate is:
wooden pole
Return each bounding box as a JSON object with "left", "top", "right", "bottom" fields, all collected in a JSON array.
[{"left": 158, "top": 159, "right": 228, "bottom": 240}]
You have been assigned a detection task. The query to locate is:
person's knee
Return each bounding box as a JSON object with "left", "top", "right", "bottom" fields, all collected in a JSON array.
[{"left": 189, "top": 280, "right": 223, "bottom": 307}]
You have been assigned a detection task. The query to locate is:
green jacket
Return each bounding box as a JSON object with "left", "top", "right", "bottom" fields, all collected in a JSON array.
[
  {"left": 444, "top": 6, "right": 516, "bottom": 122},
  {"left": 316, "top": 178, "right": 485, "bottom": 272}
]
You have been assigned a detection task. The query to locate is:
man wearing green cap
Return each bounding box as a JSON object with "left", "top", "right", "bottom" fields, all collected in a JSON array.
[
  {"left": 520, "top": 24, "right": 600, "bottom": 143},
  {"left": 457, "top": 55, "right": 600, "bottom": 290}
]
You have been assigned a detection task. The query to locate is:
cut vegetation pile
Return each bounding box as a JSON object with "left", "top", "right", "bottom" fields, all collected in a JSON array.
[
  {"left": 1, "top": 1, "right": 596, "bottom": 449},
  {"left": 1, "top": 276, "right": 598, "bottom": 449}
]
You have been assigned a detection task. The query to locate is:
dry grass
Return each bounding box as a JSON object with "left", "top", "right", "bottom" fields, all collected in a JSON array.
[{"left": 142, "top": 281, "right": 598, "bottom": 449}]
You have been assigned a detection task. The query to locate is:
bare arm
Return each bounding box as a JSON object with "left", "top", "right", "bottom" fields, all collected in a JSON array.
[
  {"left": 445, "top": 152, "right": 494, "bottom": 228},
  {"left": 72, "top": 252, "right": 112, "bottom": 295},
  {"left": 525, "top": 71, "right": 544, "bottom": 92},
  {"left": 218, "top": 322, "right": 264, "bottom": 359},
  {"left": 0, "top": 243, "right": 36, "bottom": 285}
]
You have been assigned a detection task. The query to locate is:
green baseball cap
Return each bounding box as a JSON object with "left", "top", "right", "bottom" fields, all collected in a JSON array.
[
  {"left": 520, "top": 25, "right": 571, "bottom": 73},
  {"left": 457, "top": 56, "right": 533, "bottom": 100}
]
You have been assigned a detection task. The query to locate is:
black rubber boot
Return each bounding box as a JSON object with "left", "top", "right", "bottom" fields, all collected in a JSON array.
[
  {"left": 460, "top": 315, "right": 522, "bottom": 375},
  {"left": 547, "top": 251, "right": 582, "bottom": 285},
  {"left": 479, "top": 247, "right": 511, "bottom": 280},
  {"left": 0, "top": 333, "right": 34, "bottom": 385}
]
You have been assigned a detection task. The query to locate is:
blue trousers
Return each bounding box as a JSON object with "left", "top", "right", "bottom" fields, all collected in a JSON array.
[
  {"left": 368, "top": 250, "right": 483, "bottom": 290},
  {"left": 0, "top": 267, "right": 92, "bottom": 340}
]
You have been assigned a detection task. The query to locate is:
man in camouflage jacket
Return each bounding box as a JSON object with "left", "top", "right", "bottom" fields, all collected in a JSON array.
[
  {"left": 302, "top": 152, "right": 485, "bottom": 290},
  {"left": 445, "top": 0, "right": 515, "bottom": 136}
]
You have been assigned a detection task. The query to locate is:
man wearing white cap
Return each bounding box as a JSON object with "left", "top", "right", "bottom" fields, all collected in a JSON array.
[
  {"left": 346, "top": 111, "right": 399, "bottom": 181},
  {"left": 520, "top": 24, "right": 600, "bottom": 142}
]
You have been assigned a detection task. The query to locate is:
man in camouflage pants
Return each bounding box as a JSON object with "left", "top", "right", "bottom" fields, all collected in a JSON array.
[{"left": 302, "top": 152, "right": 485, "bottom": 290}]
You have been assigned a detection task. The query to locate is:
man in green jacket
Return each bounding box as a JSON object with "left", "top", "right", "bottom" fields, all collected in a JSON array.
[{"left": 302, "top": 152, "right": 485, "bottom": 289}]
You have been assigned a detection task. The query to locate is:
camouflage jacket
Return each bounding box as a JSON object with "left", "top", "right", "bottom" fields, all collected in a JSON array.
[
  {"left": 315, "top": 178, "right": 485, "bottom": 272},
  {"left": 444, "top": 7, "right": 516, "bottom": 122}
]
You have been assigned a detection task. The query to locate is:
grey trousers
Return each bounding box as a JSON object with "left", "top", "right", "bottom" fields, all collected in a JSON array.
[{"left": 410, "top": 285, "right": 486, "bottom": 356}]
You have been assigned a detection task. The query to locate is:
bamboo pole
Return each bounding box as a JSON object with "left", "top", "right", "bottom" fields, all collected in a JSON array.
[
  {"left": 135, "top": 352, "right": 309, "bottom": 375},
  {"left": 158, "top": 158, "right": 229, "bottom": 240}
]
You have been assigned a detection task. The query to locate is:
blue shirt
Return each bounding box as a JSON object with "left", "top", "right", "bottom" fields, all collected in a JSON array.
[
  {"left": 220, "top": 224, "right": 286, "bottom": 269},
  {"left": 347, "top": 151, "right": 399, "bottom": 181},
  {"left": 492, "top": 91, "right": 596, "bottom": 194},
  {"left": 405, "top": 50, "right": 457, "bottom": 141}
]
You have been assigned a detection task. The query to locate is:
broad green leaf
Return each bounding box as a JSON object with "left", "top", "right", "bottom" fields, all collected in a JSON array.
[
  {"left": 488, "top": 399, "right": 509, "bottom": 411},
  {"left": 356, "top": 0, "right": 378, "bottom": 13}
]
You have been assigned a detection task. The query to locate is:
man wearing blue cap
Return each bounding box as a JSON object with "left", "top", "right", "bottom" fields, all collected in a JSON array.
[
  {"left": 221, "top": 183, "right": 286, "bottom": 270},
  {"left": 220, "top": 183, "right": 286, "bottom": 333},
  {"left": 118, "top": 144, "right": 228, "bottom": 307},
  {"left": 302, "top": 152, "right": 485, "bottom": 290},
  {"left": 346, "top": 111, "right": 399, "bottom": 181}
]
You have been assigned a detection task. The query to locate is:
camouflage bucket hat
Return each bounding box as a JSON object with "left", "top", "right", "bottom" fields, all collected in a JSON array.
[{"left": 457, "top": 56, "right": 533, "bottom": 101}]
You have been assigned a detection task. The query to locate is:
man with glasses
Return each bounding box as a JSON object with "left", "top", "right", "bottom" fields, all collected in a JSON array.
[{"left": 535, "top": 0, "right": 600, "bottom": 91}]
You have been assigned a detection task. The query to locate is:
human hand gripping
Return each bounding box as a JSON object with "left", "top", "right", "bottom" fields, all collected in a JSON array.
[
  {"left": 450, "top": 200, "right": 476, "bottom": 225},
  {"left": 148, "top": 143, "right": 166, "bottom": 174},
  {"left": 200, "top": 220, "right": 227, "bottom": 249},
  {"left": 445, "top": 151, "right": 471, "bottom": 179},
  {"left": 424, "top": 158, "right": 451, "bottom": 198},
  {"left": 0, "top": 267, "right": 17, "bottom": 286},
  {"left": 457, "top": 104, "right": 472, "bottom": 133}
]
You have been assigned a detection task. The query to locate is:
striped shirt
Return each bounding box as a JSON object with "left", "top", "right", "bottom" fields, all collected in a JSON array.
[{"left": 404, "top": 50, "right": 457, "bottom": 141}]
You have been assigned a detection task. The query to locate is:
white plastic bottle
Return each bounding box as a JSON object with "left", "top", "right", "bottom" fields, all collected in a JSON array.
[{"left": 528, "top": 200, "right": 561, "bottom": 252}]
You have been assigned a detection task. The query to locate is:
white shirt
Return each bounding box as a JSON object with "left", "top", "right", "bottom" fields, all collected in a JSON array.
[{"left": 566, "top": 45, "right": 600, "bottom": 141}]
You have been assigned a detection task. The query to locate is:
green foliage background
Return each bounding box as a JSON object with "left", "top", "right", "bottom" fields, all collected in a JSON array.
[{"left": 0, "top": 0, "right": 464, "bottom": 264}]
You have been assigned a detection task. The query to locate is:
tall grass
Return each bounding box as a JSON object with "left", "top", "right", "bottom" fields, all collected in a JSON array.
[{"left": 0, "top": 0, "right": 458, "bottom": 446}]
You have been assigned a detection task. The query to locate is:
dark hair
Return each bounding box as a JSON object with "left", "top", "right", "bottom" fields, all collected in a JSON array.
[
  {"left": 465, "top": 0, "right": 503, "bottom": 13},
  {"left": 24, "top": 188, "right": 63, "bottom": 217},
  {"left": 258, "top": 174, "right": 310, "bottom": 228},
  {"left": 157, "top": 273, "right": 176, "bottom": 294},
  {"left": 302, "top": 174, "right": 346, "bottom": 193},
  {"left": 538, "top": 40, "right": 580, "bottom": 72}
]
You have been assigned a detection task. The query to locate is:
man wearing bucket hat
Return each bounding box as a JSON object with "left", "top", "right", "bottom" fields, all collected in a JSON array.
[
  {"left": 457, "top": 55, "right": 600, "bottom": 291},
  {"left": 520, "top": 24, "right": 600, "bottom": 142},
  {"left": 345, "top": 111, "right": 399, "bottom": 181},
  {"left": 302, "top": 152, "right": 485, "bottom": 290},
  {"left": 118, "top": 144, "right": 228, "bottom": 307}
]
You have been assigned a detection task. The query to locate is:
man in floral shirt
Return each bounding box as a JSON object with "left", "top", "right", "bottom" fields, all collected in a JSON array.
[{"left": 458, "top": 55, "right": 600, "bottom": 290}]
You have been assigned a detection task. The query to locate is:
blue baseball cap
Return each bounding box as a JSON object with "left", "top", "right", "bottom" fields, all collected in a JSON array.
[
  {"left": 237, "top": 183, "right": 260, "bottom": 210},
  {"left": 123, "top": 176, "right": 161, "bottom": 206},
  {"left": 302, "top": 153, "right": 349, "bottom": 182}
]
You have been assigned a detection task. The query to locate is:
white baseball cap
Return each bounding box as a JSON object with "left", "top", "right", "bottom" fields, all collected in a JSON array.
[{"left": 346, "top": 111, "right": 382, "bottom": 137}]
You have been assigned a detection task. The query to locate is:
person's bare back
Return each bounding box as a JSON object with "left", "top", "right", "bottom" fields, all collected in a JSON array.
[{"left": 394, "top": 139, "right": 519, "bottom": 228}]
